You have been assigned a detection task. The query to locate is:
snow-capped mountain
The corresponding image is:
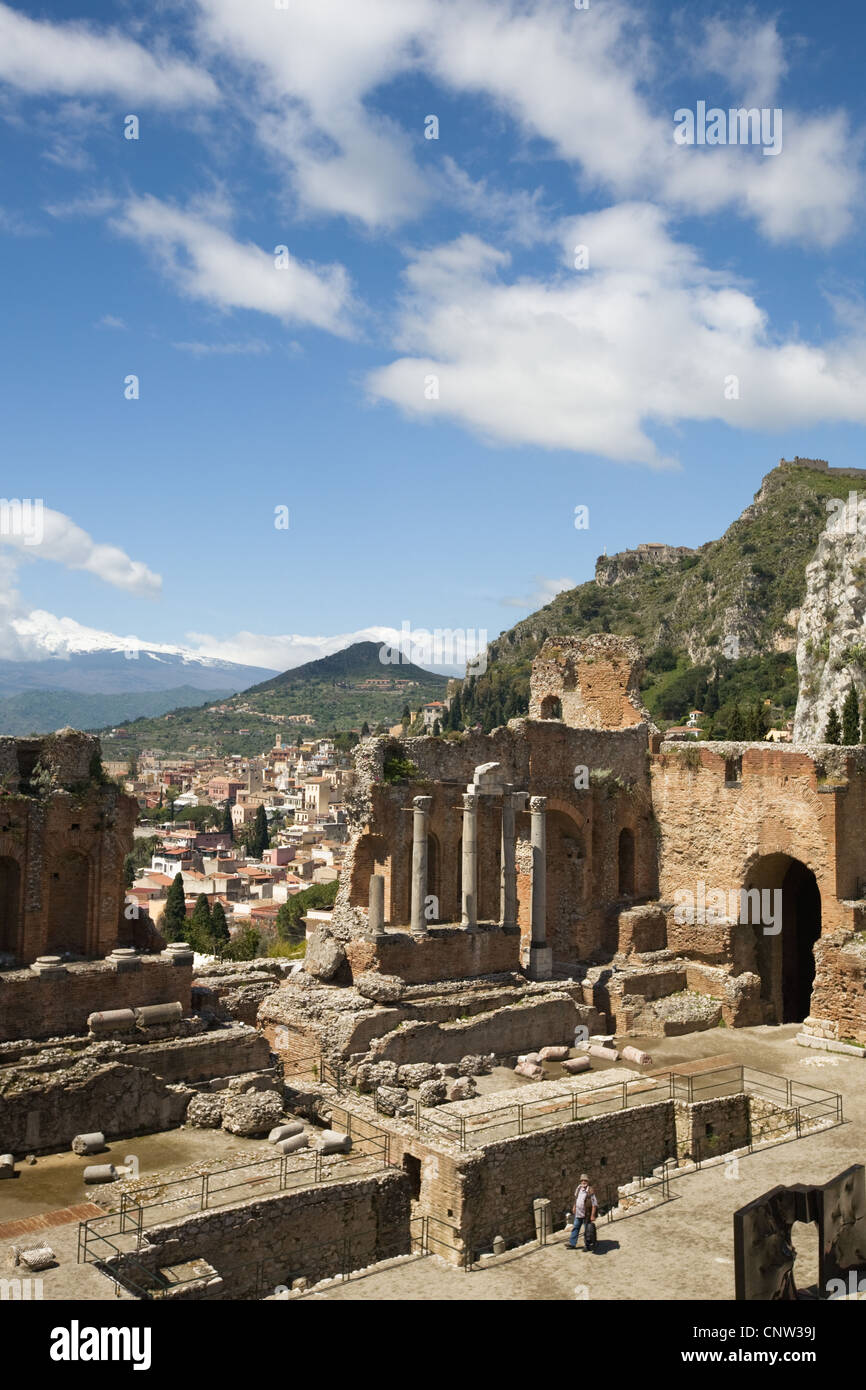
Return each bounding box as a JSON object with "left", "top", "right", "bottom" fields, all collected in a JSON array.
[{"left": 1, "top": 613, "right": 279, "bottom": 695}]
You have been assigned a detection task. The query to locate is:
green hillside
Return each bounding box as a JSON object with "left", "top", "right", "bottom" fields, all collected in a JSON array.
[
  {"left": 99, "top": 641, "right": 448, "bottom": 759},
  {"left": 0, "top": 684, "right": 232, "bottom": 736},
  {"left": 460, "top": 462, "right": 861, "bottom": 736}
]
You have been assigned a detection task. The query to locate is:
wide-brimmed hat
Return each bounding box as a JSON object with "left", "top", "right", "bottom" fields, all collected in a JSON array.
[{"left": 579, "top": 1172, "right": 589, "bottom": 1181}]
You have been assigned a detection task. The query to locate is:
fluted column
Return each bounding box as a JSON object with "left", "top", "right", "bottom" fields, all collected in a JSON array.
[
  {"left": 529, "top": 795, "right": 552, "bottom": 979},
  {"left": 410, "top": 796, "right": 432, "bottom": 936},
  {"left": 461, "top": 791, "right": 478, "bottom": 931},
  {"left": 500, "top": 788, "right": 527, "bottom": 929}
]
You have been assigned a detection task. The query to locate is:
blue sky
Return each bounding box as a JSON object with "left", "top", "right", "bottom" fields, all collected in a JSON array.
[{"left": 1, "top": 0, "right": 865, "bottom": 674}]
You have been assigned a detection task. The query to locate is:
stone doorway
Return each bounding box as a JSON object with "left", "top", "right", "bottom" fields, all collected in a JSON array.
[
  {"left": 0, "top": 856, "right": 20, "bottom": 956},
  {"left": 743, "top": 854, "right": 821, "bottom": 1024}
]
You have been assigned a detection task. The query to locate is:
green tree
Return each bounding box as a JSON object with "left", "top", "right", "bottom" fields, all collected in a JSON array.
[
  {"left": 825, "top": 707, "right": 842, "bottom": 744},
  {"left": 432, "top": 719, "right": 441, "bottom": 736},
  {"left": 361, "top": 720, "right": 371, "bottom": 737},
  {"left": 842, "top": 685, "right": 861, "bottom": 745},
  {"left": 185, "top": 893, "right": 213, "bottom": 952},
  {"left": 221, "top": 802, "right": 234, "bottom": 839},
  {"left": 161, "top": 872, "right": 188, "bottom": 941},
  {"left": 222, "top": 925, "right": 261, "bottom": 961},
  {"left": 728, "top": 706, "right": 746, "bottom": 740},
  {"left": 276, "top": 879, "right": 339, "bottom": 940},
  {"left": 249, "top": 804, "right": 269, "bottom": 859},
  {"left": 210, "top": 900, "right": 230, "bottom": 953}
]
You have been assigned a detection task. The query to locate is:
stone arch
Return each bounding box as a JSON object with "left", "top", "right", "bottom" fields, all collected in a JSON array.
[
  {"left": 618, "top": 827, "right": 635, "bottom": 897},
  {"left": 0, "top": 855, "right": 21, "bottom": 956},
  {"left": 546, "top": 806, "right": 588, "bottom": 960},
  {"left": 742, "top": 853, "right": 821, "bottom": 1024},
  {"left": 349, "top": 833, "right": 389, "bottom": 902},
  {"left": 47, "top": 849, "right": 91, "bottom": 955},
  {"left": 540, "top": 695, "right": 562, "bottom": 720}
]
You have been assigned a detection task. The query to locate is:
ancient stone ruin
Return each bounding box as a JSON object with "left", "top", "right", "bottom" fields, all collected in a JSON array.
[{"left": 1, "top": 649, "right": 863, "bottom": 1299}]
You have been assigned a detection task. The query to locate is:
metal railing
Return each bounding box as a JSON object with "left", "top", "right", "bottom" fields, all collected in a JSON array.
[
  {"left": 78, "top": 1134, "right": 390, "bottom": 1267},
  {"left": 407, "top": 1063, "right": 842, "bottom": 1151},
  {"left": 410, "top": 1213, "right": 473, "bottom": 1271}
]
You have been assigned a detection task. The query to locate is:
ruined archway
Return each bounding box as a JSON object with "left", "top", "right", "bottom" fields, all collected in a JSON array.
[
  {"left": 743, "top": 854, "right": 821, "bottom": 1024},
  {"left": 546, "top": 809, "right": 587, "bottom": 961},
  {"left": 0, "top": 856, "right": 21, "bottom": 956},
  {"left": 46, "top": 850, "right": 91, "bottom": 956},
  {"left": 540, "top": 695, "right": 562, "bottom": 720},
  {"left": 618, "top": 827, "right": 635, "bottom": 897}
]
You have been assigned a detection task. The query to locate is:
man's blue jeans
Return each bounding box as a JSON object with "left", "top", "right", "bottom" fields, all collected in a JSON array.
[{"left": 568, "top": 1216, "right": 585, "bottom": 1248}]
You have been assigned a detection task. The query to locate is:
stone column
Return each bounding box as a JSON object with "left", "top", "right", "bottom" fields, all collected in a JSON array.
[
  {"left": 461, "top": 791, "right": 479, "bottom": 931},
  {"left": 500, "top": 788, "right": 527, "bottom": 929},
  {"left": 368, "top": 873, "right": 385, "bottom": 935},
  {"left": 529, "top": 795, "right": 552, "bottom": 979},
  {"left": 410, "top": 796, "right": 432, "bottom": 936}
]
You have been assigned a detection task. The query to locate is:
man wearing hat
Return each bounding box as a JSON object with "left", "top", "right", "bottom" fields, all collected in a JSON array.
[{"left": 568, "top": 1173, "right": 595, "bottom": 1249}]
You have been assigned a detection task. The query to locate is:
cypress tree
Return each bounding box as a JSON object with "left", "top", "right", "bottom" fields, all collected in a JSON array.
[
  {"left": 221, "top": 802, "right": 234, "bottom": 839},
  {"left": 210, "top": 900, "right": 230, "bottom": 953},
  {"left": 250, "top": 804, "right": 268, "bottom": 859},
  {"left": 186, "top": 893, "right": 212, "bottom": 952},
  {"left": 728, "top": 706, "right": 745, "bottom": 740},
  {"left": 842, "top": 685, "right": 860, "bottom": 745},
  {"left": 162, "top": 872, "right": 188, "bottom": 941},
  {"left": 825, "top": 707, "right": 842, "bottom": 744}
]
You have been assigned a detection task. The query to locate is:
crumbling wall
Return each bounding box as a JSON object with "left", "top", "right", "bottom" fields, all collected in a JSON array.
[
  {"left": 0, "top": 1059, "right": 191, "bottom": 1154},
  {"left": 0, "top": 956, "right": 192, "bottom": 1043},
  {"left": 113, "top": 1170, "right": 411, "bottom": 1298},
  {"left": 0, "top": 731, "right": 138, "bottom": 965}
]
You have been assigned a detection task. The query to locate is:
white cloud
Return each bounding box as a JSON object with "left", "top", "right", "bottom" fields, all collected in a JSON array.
[
  {"left": 96, "top": 314, "right": 126, "bottom": 330},
  {"left": 0, "top": 504, "right": 161, "bottom": 596},
  {"left": 693, "top": 12, "right": 789, "bottom": 106},
  {"left": 112, "top": 195, "right": 356, "bottom": 337},
  {"left": 195, "top": 0, "right": 432, "bottom": 229},
  {"left": 191, "top": 0, "right": 860, "bottom": 247},
  {"left": 184, "top": 624, "right": 481, "bottom": 675},
  {"left": 0, "top": 2, "right": 217, "bottom": 105},
  {"left": 368, "top": 207, "right": 866, "bottom": 466},
  {"left": 502, "top": 577, "right": 575, "bottom": 610}
]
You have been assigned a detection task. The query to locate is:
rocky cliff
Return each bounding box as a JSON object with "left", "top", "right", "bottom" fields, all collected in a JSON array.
[{"left": 794, "top": 506, "right": 866, "bottom": 741}]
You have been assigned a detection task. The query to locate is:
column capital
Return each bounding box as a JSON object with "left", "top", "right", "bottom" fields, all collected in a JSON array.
[
  {"left": 413, "top": 795, "right": 433, "bottom": 813},
  {"left": 529, "top": 795, "right": 547, "bottom": 813},
  {"left": 461, "top": 791, "right": 478, "bottom": 812},
  {"left": 508, "top": 790, "right": 529, "bottom": 812}
]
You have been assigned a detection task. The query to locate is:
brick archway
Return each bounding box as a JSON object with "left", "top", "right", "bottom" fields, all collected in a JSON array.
[
  {"left": 743, "top": 853, "right": 821, "bottom": 1024},
  {"left": 47, "top": 850, "right": 92, "bottom": 955},
  {"left": 0, "top": 855, "right": 21, "bottom": 957}
]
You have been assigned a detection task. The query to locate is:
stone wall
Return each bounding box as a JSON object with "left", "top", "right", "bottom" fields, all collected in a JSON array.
[
  {"left": 364, "top": 994, "right": 580, "bottom": 1066},
  {"left": 112, "top": 1170, "right": 411, "bottom": 1298},
  {"left": 0, "top": 956, "right": 192, "bottom": 1043},
  {"left": 808, "top": 933, "right": 866, "bottom": 1045},
  {"left": 673, "top": 1096, "right": 750, "bottom": 1161},
  {"left": 458, "top": 1102, "right": 676, "bottom": 1253},
  {"left": 0, "top": 1058, "right": 191, "bottom": 1154},
  {"left": 528, "top": 634, "right": 653, "bottom": 730},
  {"left": 0, "top": 732, "right": 138, "bottom": 964},
  {"left": 345, "top": 925, "right": 521, "bottom": 984}
]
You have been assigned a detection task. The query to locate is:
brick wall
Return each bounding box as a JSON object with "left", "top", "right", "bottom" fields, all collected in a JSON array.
[
  {"left": 113, "top": 1170, "right": 412, "bottom": 1298},
  {"left": 0, "top": 956, "right": 192, "bottom": 1042}
]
